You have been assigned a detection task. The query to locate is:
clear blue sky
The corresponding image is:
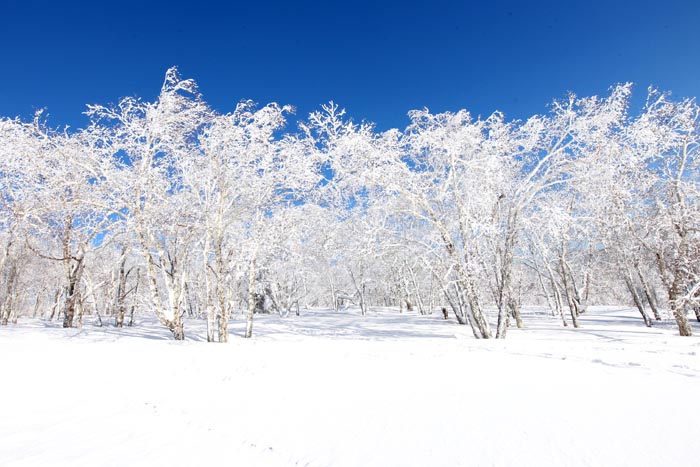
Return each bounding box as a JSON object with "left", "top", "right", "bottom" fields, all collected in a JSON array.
[{"left": 1, "top": 0, "right": 698, "bottom": 131}]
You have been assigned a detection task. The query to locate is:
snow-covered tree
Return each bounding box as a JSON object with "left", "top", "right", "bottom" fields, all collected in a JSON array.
[{"left": 85, "top": 67, "right": 210, "bottom": 339}]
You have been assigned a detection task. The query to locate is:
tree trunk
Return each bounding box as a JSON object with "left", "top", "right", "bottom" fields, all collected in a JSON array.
[
  {"left": 428, "top": 275, "right": 434, "bottom": 314},
  {"left": 143, "top": 251, "right": 185, "bottom": 340},
  {"left": 672, "top": 302, "right": 693, "bottom": 336},
  {"left": 76, "top": 295, "right": 84, "bottom": 328},
  {"left": 245, "top": 258, "right": 256, "bottom": 338},
  {"left": 552, "top": 283, "right": 567, "bottom": 327},
  {"left": 359, "top": 283, "right": 367, "bottom": 316},
  {"left": 63, "top": 257, "right": 85, "bottom": 328},
  {"left": 495, "top": 218, "right": 517, "bottom": 339},
  {"left": 1, "top": 296, "right": 10, "bottom": 326},
  {"left": 559, "top": 255, "right": 579, "bottom": 328},
  {"left": 669, "top": 275, "right": 692, "bottom": 336},
  {"left": 127, "top": 269, "right": 140, "bottom": 327},
  {"left": 2, "top": 261, "right": 19, "bottom": 325},
  {"left": 509, "top": 296, "right": 523, "bottom": 329},
  {"left": 217, "top": 291, "right": 229, "bottom": 343},
  {"left": 444, "top": 282, "right": 467, "bottom": 325},
  {"left": 633, "top": 262, "right": 661, "bottom": 320},
  {"left": 539, "top": 255, "right": 567, "bottom": 326},
  {"left": 215, "top": 239, "right": 229, "bottom": 343},
  {"left": 534, "top": 259, "right": 556, "bottom": 317},
  {"left": 563, "top": 260, "right": 585, "bottom": 315},
  {"left": 463, "top": 281, "right": 491, "bottom": 339},
  {"left": 567, "top": 296, "right": 580, "bottom": 328},
  {"left": 169, "top": 321, "right": 185, "bottom": 340},
  {"left": 114, "top": 251, "right": 128, "bottom": 328},
  {"left": 407, "top": 265, "right": 426, "bottom": 315},
  {"left": 495, "top": 258, "right": 511, "bottom": 338},
  {"left": 216, "top": 278, "right": 229, "bottom": 343},
  {"left": 115, "top": 302, "right": 126, "bottom": 328},
  {"left": 692, "top": 304, "right": 700, "bottom": 323},
  {"left": 329, "top": 278, "right": 339, "bottom": 312},
  {"left": 624, "top": 272, "right": 652, "bottom": 327},
  {"left": 32, "top": 294, "right": 42, "bottom": 319},
  {"left": 49, "top": 289, "right": 61, "bottom": 321},
  {"left": 669, "top": 290, "right": 692, "bottom": 336},
  {"left": 206, "top": 304, "right": 216, "bottom": 342}
]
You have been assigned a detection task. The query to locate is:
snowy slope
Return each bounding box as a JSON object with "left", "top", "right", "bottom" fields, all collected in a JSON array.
[{"left": 1, "top": 307, "right": 698, "bottom": 466}]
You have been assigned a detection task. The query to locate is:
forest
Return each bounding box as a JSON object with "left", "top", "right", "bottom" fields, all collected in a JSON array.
[{"left": 1, "top": 67, "right": 698, "bottom": 341}]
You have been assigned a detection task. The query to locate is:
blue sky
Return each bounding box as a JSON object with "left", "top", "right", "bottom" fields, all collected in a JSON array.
[{"left": 1, "top": 0, "right": 698, "bottom": 131}]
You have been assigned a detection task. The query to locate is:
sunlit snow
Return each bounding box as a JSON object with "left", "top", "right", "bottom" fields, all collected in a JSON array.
[{"left": 2, "top": 307, "right": 697, "bottom": 466}]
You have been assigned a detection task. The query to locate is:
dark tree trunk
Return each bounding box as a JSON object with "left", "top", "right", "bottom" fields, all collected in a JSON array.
[
  {"left": 1, "top": 262, "right": 19, "bottom": 325},
  {"left": 63, "top": 257, "right": 85, "bottom": 329},
  {"left": 114, "top": 252, "right": 128, "bottom": 328},
  {"left": 624, "top": 273, "right": 652, "bottom": 327}
]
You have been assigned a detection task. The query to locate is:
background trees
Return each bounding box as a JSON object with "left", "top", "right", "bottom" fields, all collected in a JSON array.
[{"left": 1, "top": 70, "right": 698, "bottom": 339}]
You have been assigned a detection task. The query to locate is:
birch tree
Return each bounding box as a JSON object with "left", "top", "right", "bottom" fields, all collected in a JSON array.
[{"left": 85, "top": 67, "right": 209, "bottom": 339}]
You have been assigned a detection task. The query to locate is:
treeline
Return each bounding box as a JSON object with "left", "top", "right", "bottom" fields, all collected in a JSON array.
[{"left": 0, "top": 68, "right": 698, "bottom": 340}]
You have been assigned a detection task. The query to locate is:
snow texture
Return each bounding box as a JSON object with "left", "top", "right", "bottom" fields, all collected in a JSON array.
[{"left": 1, "top": 306, "right": 698, "bottom": 466}]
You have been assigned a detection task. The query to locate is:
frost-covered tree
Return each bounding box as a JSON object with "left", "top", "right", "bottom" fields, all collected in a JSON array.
[
  {"left": 188, "top": 100, "right": 321, "bottom": 340},
  {"left": 85, "top": 67, "right": 210, "bottom": 340},
  {"left": 1, "top": 68, "right": 699, "bottom": 339},
  {"left": 631, "top": 91, "right": 700, "bottom": 336}
]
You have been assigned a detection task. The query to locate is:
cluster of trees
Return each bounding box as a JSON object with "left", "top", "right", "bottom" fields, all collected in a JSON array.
[{"left": 1, "top": 68, "right": 698, "bottom": 340}]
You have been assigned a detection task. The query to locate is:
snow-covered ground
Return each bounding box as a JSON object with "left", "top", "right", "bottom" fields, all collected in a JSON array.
[{"left": 1, "top": 307, "right": 698, "bottom": 466}]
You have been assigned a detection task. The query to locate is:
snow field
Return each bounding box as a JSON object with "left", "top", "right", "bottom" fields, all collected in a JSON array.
[{"left": 1, "top": 306, "right": 698, "bottom": 466}]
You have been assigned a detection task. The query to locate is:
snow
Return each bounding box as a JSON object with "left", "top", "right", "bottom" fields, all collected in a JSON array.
[{"left": 1, "top": 307, "right": 698, "bottom": 466}]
